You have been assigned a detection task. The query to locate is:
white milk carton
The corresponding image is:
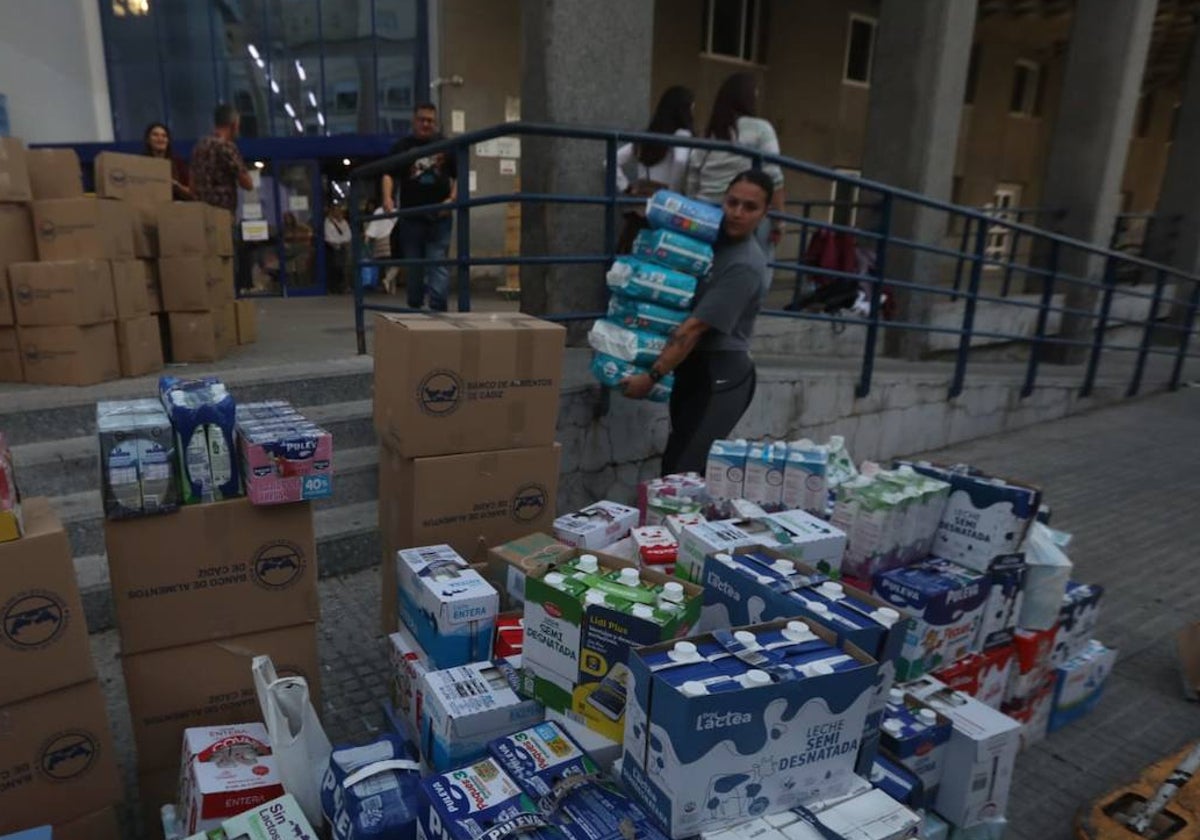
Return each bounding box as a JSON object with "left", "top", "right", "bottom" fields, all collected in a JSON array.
[
  {"left": 675, "top": 519, "right": 762, "bottom": 584},
  {"left": 781, "top": 440, "right": 829, "bottom": 517},
  {"left": 706, "top": 439, "right": 749, "bottom": 502},
  {"left": 1047, "top": 639, "right": 1117, "bottom": 732},
  {"left": 554, "top": 500, "right": 640, "bottom": 549},
  {"left": 389, "top": 625, "right": 432, "bottom": 741},
  {"left": 743, "top": 442, "right": 786, "bottom": 509},
  {"left": 665, "top": 512, "right": 707, "bottom": 540},
  {"left": 396, "top": 544, "right": 499, "bottom": 669},
  {"left": 178, "top": 723, "right": 284, "bottom": 834},
  {"left": 631, "top": 525, "right": 678, "bottom": 571},
  {"left": 220, "top": 794, "right": 318, "bottom": 839},
  {"left": 750, "top": 509, "right": 847, "bottom": 576}
]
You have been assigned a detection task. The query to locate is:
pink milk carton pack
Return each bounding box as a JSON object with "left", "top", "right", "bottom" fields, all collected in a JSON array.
[{"left": 236, "top": 401, "right": 334, "bottom": 505}]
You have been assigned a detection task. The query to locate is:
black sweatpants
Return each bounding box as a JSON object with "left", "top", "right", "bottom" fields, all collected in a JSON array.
[{"left": 661, "top": 351, "right": 757, "bottom": 476}]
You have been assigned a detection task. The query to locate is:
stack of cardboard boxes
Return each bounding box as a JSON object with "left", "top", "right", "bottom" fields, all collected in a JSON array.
[
  {"left": 102, "top": 498, "right": 321, "bottom": 838},
  {"left": 373, "top": 312, "right": 566, "bottom": 632},
  {"left": 0, "top": 498, "right": 123, "bottom": 838}
]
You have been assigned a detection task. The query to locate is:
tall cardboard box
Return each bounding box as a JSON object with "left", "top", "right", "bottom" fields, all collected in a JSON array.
[
  {"left": 0, "top": 203, "right": 37, "bottom": 326},
  {"left": 208, "top": 255, "right": 235, "bottom": 304},
  {"left": 17, "top": 323, "right": 120, "bottom": 386},
  {"left": 54, "top": 806, "right": 122, "bottom": 840},
  {"left": 144, "top": 259, "right": 163, "bottom": 313},
  {"left": 0, "top": 680, "right": 123, "bottom": 834},
  {"left": 160, "top": 256, "right": 217, "bottom": 311},
  {"left": 0, "top": 498, "right": 95, "bottom": 707},
  {"left": 116, "top": 315, "right": 164, "bottom": 377},
  {"left": 377, "top": 442, "right": 560, "bottom": 632},
  {"left": 31, "top": 198, "right": 135, "bottom": 261},
  {"left": 123, "top": 622, "right": 320, "bottom": 771},
  {"left": 94, "top": 151, "right": 171, "bottom": 207},
  {"left": 372, "top": 313, "right": 565, "bottom": 457},
  {"left": 168, "top": 311, "right": 218, "bottom": 362},
  {"left": 235, "top": 299, "right": 257, "bottom": 344},
  {"left": 0, "top": 137, "right": 32, "bottom": 202},
  {"left": 157, "top": 202, "right": 209, "bottom": 257},
  {"left": 104, "top": 497, "right": 319, "bottom": 655},
  {"left": 111, "top": 259, "right": 152, "bottom": 319},
  {"left": 132, "top": 205, "right": 159, "bottom": 258},
  {"left": 206, "top": 205, "right": 234, "bottom": 255},
  {"left": 25, "top": 148, "right": 83, "bottom": 200},
  {"left": 8, "top": 260, "right": 116, "bottom": 325},
  {"left": 0, "top": 327, "right": 21, "bottom": 382},
  {"left": 215, "top": 302, "right": 237, "bottom": 356}
]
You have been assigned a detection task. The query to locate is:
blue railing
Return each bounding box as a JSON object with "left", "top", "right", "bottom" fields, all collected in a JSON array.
[{"left": 348, "top": 122, "right": 1200, "bottom": 401}]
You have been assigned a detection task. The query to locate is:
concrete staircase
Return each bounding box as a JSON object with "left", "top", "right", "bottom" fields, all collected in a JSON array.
[{"left": 2, "top": 360, "right": 383, "bottom": 634}]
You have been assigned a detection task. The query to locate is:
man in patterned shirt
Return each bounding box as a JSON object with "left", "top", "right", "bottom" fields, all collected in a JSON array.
[{"left": 191, "top": 103, "right": 253, "bottom": 212}]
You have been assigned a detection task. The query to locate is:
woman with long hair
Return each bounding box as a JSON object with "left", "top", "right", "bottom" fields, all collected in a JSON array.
[
  {"left": 687, "top": 72, "right": 786, "bottom": 257},
  {"left": 143, "top": 122, "right": 193, "bottom": 201}
]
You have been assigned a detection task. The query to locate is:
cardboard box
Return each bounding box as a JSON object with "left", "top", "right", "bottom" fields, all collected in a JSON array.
[
  {"left": 8, "top": 260, "right": 116, "bottom": 326},
  {"left": 168, "top": 311, "right": 218, "bottom": 362},
  {"left": 0, "top": 328, "right": 21, "bottom": 382},
  {"left": 0, "top": 204, "right": 37, "bottom": 327},
  {"left": 31, "top": 198, "right": 135, "bottom": 261},
  {"left": 1047, "top": 639, "right": 1116, "bottom": 732},
  {"left": 1052, "top": 581, "right": 1105, "bottom": 667},
  {"left": 975, "top": 554, "right": 1026, "bottom": 651},
  {"left": 0, "top": 497, "right": 94, "bottom": 707},
  {"left": 178, "top": 723, "right": 285, "bottom": 834},
  {"left": 122, "top": 622, "right": 319, "bottom": 771},
  {"left": 132, "top": 205, "right": 159, "bottom": 258},
  {"left": 144, "top": 259, "right": 163, "bottom": 313},
  {"left": 419, "top": 758, "right": 552, "bottom": 840},
  {"left": 881, "top": 695, "right": 952, "bottom": 802},
  {"left": 94, "top": 151, "right": 171, "bottom": 207},
  {"left": 157, "top": 203, "right": 208, "bottom": 257},
  {"left": 389, "top": 625, "right": 432, "bottom": 741},
  {"left": 138, "top": 768, "right": 178, "bottom": 840},
  {"left": 236, "top": 401, "right": 333, "bottom": 505},
  {"left": 209, "top": 256, "right": 235, "bottom": 303},
  {"left": 486, "top": 533, "right": 574, "bottom": 609},
  {"left": 554, "top": 500, "right": 640, "bottom": 549},
  {"left": 235, "top": 299, "right": 257, "bottom": 344},
  {"left": 0, "top": 138, "right": 32, "bottom": 202},
  {"left": 110, "top": 259, "right": 151, "bottom": 319},
  {"left": 378, "top": 442, "right": 560, "bottom": 633},
  {"left": 17, "top": 323, "right": 120, "bottom": 386},
  {"left": 220, "top": 795, "right": 318, "bottom": 839},
  {"left": 104, "top": 497, "right": 319, "bottom": 654},
  {"left": 397, "top": 544, "right": 498, "bottom": 669},
  {"left": 215, "top": 302, "right": 237, "bottom": 356},
  {"left": 53, "top": 806, "right": 121, "bottom": 840},
  {"left": 160, "top": 256, "right": 217, "bottom": 312},
  {"left": 372, "top": 312, "right": 565, "bottom": 457},
  {"left": 0, "top": 680, "right": 123, "bottom": 834},
  {"left": 25, "top": 148, "right": 82, "bottom": 200},
  {"left": 116, "top": 315, "right": 165, "bottom": 377},
  {"left": 206, "top": 206, "right": 234, "bottom": 256}
]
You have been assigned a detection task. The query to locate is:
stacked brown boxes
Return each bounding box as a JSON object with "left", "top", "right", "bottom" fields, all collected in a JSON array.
[
  {"left": 373, "top": 313, "right": 566, "bottom": 631},
  {"left": 102, "top": 498, "right": 321, "bottom": 836},
  {"left": 0, "top": 139, "right": 35, "bottom": 382},
  {"left": 0, "top": 498, "right": 123, "bottom": 836},
  {"left": 157, "top": 202, "right": 245, "bottom": 362}
]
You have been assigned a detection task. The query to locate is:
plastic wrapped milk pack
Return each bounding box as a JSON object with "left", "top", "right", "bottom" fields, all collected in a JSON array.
[
  {"left": 645, "top": 190, "right": 724, "bottom": 244},
  {"left": 591, "top": 353, "right": 673, "bottom": 402},
  {"left": 607, "top": 294, "right": 689, "bottom": 336},
  {"left": 606, "top": 256, "right": 698, "bottom": 309},
  {"left": 588, "top": 319, "right": 668, "bottom": 368},
  {"left": 632, "top": 228, "right": 714, "bottom": 276}
]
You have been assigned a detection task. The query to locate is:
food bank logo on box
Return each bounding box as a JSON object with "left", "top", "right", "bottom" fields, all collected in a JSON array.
[
  {"left": 511, "top": 483, "right": 548, "bottom": 523},
  {"left": 417, "top": 369, "right": 464, "bottom": 417},
  {"left": 2, "top": 589, "right": 69, "bottom": 650},
  {"left": 251, "top": 540, "right": 307, "bottom": 590},
  {"left": 38, "top": 729, "right": 98, "bottom": 781}
]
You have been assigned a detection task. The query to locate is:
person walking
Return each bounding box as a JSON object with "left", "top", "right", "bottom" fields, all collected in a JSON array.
[
  {"left": 191, "top": 104, "right": 255, "bottom": 290},
  {"left": 686, "top": 72, "right": 786, "bottom": 260},
  {"left": 621, "top": 170, "right": 774, "bottom": 476},
  {"left": 615, "top": 85, "right": 696, "bottom": 252},
  {"left": 143, "top": 122, "right": 193, "bottom": 201},
  {"left": 380, "top": 102, "right": 458, "bottom": 311},
  {"left": 324, "top": 204, "right": 352, "bottom": 294}
]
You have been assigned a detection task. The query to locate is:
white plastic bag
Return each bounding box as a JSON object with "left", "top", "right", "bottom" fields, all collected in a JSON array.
[
  {"left": 1019, "top": 521, "right": 1073, "bottom": 630},
  {"left": 252, "top": 654, "right": 333, "bottom": 827}
]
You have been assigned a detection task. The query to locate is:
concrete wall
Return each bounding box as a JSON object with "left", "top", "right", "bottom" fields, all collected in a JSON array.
[{"left": 0, "top": 0, "right": 113, "bottom": 143}]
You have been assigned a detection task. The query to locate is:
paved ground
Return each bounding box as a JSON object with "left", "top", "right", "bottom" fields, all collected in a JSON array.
[{"left": 91, "top": 384, "right": 1200, "bottom": 838}]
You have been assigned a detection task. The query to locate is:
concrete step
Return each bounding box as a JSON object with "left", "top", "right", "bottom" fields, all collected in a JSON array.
[
  {"left": 78, "top": 500, "right": 382, "bottom": 634},
  {"left": 12, "top": 399, "right": 375, "bottom": 498}
]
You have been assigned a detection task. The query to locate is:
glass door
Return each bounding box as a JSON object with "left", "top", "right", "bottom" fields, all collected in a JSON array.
[{"left": 275, "top": 160, "right": 326, "bottom": 296}]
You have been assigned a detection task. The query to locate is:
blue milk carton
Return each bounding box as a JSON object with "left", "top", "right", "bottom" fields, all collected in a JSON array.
[
  {"left": 320, "top": 734, "right": 422, "bottom": 840},
  {"left": 632, "top": 228, "right": 715, "bottom": 276},
  {"left": 621, "top": 618, "right": 879, "bottom": 838},
  {"left": 396, "top": 544, "right": 498, "bottom": 669},
  {"left": 645, "top": 191, "right": 725, "bottom": 244},
  {"left": 159, "top": 376, "right": 240, "bottom": 503},
  {"left": 705, "top": 439, "right": 750, "bottom": 504},
  {"left": 780, "top": 441, "right": 829, "bottom": 517},
  {"left": 873, "top": 558, "right": 991, "bottom": 681},
  {"left": 418, "top": 758, "right": 561, "bottom": 840},
  {"left": 743, "top": 442, "right": 787, "bottom": 510},
  {"left": 878, "top": 694, "right": 951, "bottom": 804},
  {"left": 606, "top": 256, "right": 699, "bottom": 309}
]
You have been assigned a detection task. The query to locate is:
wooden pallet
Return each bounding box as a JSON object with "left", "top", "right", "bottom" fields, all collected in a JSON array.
[{"left": 1077, "top": 742, "right": 1200, "bottom": 840}]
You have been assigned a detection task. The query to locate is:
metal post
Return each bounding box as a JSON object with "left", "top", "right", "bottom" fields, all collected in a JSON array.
[
  {"left": 455, "top": 142, "right": 471, "bottom": 311},
  {"left": 856, "top": 193, "right": 892, "bottom": 399},
  {"left": 1002, "top": 226, "right": 1020, "bottom": 298},
  {"left": 350, "top": 177, "right": 367, "bottom": 354},
  {"left": 1127, "top": 268, "right": 1168, "bottom": 397},
  {"left": 604, "top": 137, "right": 618, "bottom": 264},
  {"left": 952, "top": 215, "right": 972, "bottom": 300},
  {"left": 949, "top": 218, "right": 989, "bottom": 398},
  {"left": 1168, "top": 277, "right": 1200, "bottom": 390},
  {"left": 791, "top": 201, "right": 811, "bottom": 308},
  {"left": 1080, "top": 255, "right": 1118, "bottom": 397},
  {"left": 1021, "top": 240, "right": 1059, "bottom": 397}
]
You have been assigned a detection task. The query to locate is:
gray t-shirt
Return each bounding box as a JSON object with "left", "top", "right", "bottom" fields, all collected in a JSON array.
[{"left": 690, "top": 233, "right": 769, "bottom": 353}]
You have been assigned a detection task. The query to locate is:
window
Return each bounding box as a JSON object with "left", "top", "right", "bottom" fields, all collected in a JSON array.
[
  {"left": 1136, "top": 93, "right": 1154, "bottom": 138},
  {"left": 1010, "top": 60, "right": 1042, "bottom": 117},
  {"left": 984, "top": 184, "right": 1021, "bottom": 264},
  {"left": 843, "top": 15, "right": 877, "bottom": 85},
  {"left": 702, "top": 0, "right": 769, "bottom": 64},
  {"left": 964, "top": 44, "right": 980, "bottom": 105},
  {"left": 829, "top": 169, "right": 862, "bottom": 228}
]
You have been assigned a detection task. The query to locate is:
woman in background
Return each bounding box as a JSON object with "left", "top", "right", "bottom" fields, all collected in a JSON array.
[
  {"left": 143, "top": 122, "right": 193, "bottom": 201},
  {"left": 686, "top": 72, "right": 785, "bottom": 260}
]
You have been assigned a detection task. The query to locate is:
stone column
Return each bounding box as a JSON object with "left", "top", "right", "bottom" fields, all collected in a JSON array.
[
  {"left": 519, "top": 0, "right": 654, "bottom": 332},
  {"left": 860, "top": 0, "right": 978, "bottom": 360},
  {"left": 1037, "top": 0, "right": 1156, "bottom": 362}
]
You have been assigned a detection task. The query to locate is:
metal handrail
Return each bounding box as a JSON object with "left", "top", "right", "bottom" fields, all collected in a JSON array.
[{"left": 348, "top": 122, "right": 1200, "bottom": 401}]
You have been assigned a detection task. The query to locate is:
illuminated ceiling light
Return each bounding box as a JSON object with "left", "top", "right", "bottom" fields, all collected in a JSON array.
[
  {"left": 254, "top": 161, "right": 265, "bottom": 169},
  {"left": 284, "top": 103, "right": 296, "bottom": 118},
  {"left": 294, "top": 119, "right": 304, "bottom": 132},
  {"left": 270, "top": 79, "right": 280, "bottom": 95},
  {"left": 307, "top": 91, "right": 318, "bottom": 107},
  {"left": 316, "top": 112, "right": 326, "bottom": 126},
  {"left": 255, "top": 58, "right": 265, "bottom": 69},
  {"left": 333, "top": 183, "right": 345, "bottom": 197},
  {"left": 342, "top": 158, "right": 351, "bottom": 166},
  {"left": 295, "top": 60, "right": 306, "bottom": 81},
  {"left": 247, "top": 44, "right": 260, "bottom": 61}
]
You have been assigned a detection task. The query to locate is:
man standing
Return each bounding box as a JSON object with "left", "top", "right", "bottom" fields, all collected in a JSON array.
[
  {"left": 323, "top": 204, "right": 352, "bottom": 294},
  {"left": 381, "top": 103, "right": 458, "bottom": 311},
  {"left": 192, "top": 104, "right": 255, "bottom": 290}
]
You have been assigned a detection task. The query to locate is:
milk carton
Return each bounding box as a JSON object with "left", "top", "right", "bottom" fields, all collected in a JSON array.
[
  {"left": 645, "top": 493, "right": 705, "bottom": 527},
  {"left": 1052, "top": 582, "right": 1104, "bottom": 667},
  {"left": 418, "top": 758, "right": 558, "bottom": 840},
  {"left": 638, "top": 473, "right": 707, "bottom": 525},
  {"left": 97, "top": 398, "right": 180, "bottom": 519},
  {"left": 974, "top": 554, "right": 1026, "bottom": 651},
  {"left": 1006, "top": 626, "right": 1059, "bottom": 705},
  {"left": 160, "top": 376, "right": 240, "bottom": 504},
  {"left": 236, "top": 401, "right": 334, "bottom": 505},
  {"left": 1019, "top": 521, "right": 1073, "bottom": 630},
  {"left": 1047, "top": 640, "right": 1116, "bottom": 732},
  {"left": 781, "top": 441, "right": 829, "bottom": 516},
  {"left": 631, "top": 525, "right": 678, "bottom": 570},
  {"left": 554, "top": 501, "right": 640, "bottom": 550},
  {"left": 621, "top": 619, "right": 879, "bottom": 838},
  {"left": 706, "top": 439, "right": 749, "bottom": 503},
  {"left": 933, "top": 645, "right": 1013, "bottom": 711},
  {"left": 786, "top": 789, "right": 922, "bottom": 840},
  {"left": 389, "top": 625, "right": 432, "bottom": 741},
  {"left": 665, "top": 512, "right": 706, "bottom": 540},
  {"left": 178, "top": 723, "right": 284, "bottom": 834},
  {"left": 749, "top": 509, "right": 847, "bottom": 576},
  {"left": 396, "top": 545, "right": 499, "bottom": 669},
  {"left": 743, "top": 442, "right": 786, "bottom": 510},
  {"left": 900, "top": 676, "right": 1019, "bottom": 829},
  {"left": 675, "top": 519, "right": 762, "bottom": 583},
  {"left": 873, "top": 559, "right": 990, "bottom": 681},
  {"left": 319, "top": 735, "right": 421, "bottom": 840},
  {"left": 867, "top": 754, "right": 925, "bottom": 810},
  {"left": 880, "top": 694, "right": 951, "bottom": 803},
  {"left": 222, "top": 794, "right": 318, "bottom": 839},
  {"left": 420, "top": 659, "right": 544, "bottom": 771}
]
